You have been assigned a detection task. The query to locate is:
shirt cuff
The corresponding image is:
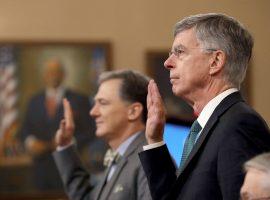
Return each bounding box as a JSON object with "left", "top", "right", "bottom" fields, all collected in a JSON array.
[
  {"left": 143, "top": 141, "right": 165, "bottom": 151},
  {"left": 56, "top": 141, "right": 75, "bottom": 151}
]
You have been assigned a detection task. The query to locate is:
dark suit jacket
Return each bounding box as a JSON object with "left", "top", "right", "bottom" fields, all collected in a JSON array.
[
  {"left": 53, "top": 132, "right": 152, "bottom": 200},
  {"left": 19, "top": 89, "right": 95, "bottom": 189},
  {"left": 139, "top": 92, "right": 270, "bottom": 200}
]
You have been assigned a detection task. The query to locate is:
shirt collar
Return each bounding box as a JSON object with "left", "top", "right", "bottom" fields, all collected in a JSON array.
[
  {"left": 46, "top": 86, "right": 65, "bottom": 104},
  {"left": 116, "top": 131, "right": 140, "bottom": 156},
  {"left": 197, "top": 88, "right": 238, "bottom": 129}
]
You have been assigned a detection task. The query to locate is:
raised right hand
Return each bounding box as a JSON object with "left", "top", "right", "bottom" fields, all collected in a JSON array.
[
  {"left": 55, "top": 98, "right": 75, "bottom": 147},
  {"left": 145, "top": 80, "right": 166, "bottom": 144}
]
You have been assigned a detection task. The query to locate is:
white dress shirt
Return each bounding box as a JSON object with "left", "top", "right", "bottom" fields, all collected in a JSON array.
[{"left": 46, "top": 86, "right": 65, "bottom": 105}]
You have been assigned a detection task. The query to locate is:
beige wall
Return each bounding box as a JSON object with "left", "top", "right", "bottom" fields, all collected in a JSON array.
[{"left": 0, "top": 0, "right": 269, "bottom": 124}]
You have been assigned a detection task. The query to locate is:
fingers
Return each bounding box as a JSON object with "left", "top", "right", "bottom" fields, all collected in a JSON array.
[
  {"left": 59, "top": 119, "right": 66, "bottom": 131},
  {"left": 55, "top": 119, "right": 73, "bottom": 147},
  {"left": 146, "top": 80, "right": 166, "bottom": 141},
  {"left": 63, "top": 98, "right": 75, "bottom": 129},
  {"left": 55, "top": 119, "right": 65, "bottom": 143},
  {"left": 152, "top": 80, "right": 162, "bottom": 100},
  {"left": 148, "top": 80, "right": 163, "bottom": 108},
  {"left": 147, "top": 80, "right": 153, "bottom": 109}
]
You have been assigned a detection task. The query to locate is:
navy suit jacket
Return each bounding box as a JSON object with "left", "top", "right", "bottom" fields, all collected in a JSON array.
[{"left": 139, "top": 92, "right": 270, "bottom": 200}]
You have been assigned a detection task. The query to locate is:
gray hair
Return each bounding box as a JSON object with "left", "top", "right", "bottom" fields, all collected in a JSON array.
[
  {"left": 174, "top": 13, "right": 253, "bottom": 88},
  {"left": 98, "top": 69, "right": 150, "bottom": 123},
  {"left": 244, "top": 153, "right": 270, "bottom": 174}
]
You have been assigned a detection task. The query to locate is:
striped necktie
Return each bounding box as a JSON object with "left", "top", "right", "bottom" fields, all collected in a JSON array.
[{"left": 179, "top": 120, "right": 202, "bottom": 169}]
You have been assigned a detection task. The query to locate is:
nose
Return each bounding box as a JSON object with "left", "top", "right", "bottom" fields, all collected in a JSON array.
[
  {"left": 90, "top": 103, "right": 99, "bottom": 118},
  {"left": 164, "top": 55, "right": 174, "bottom": 70}
]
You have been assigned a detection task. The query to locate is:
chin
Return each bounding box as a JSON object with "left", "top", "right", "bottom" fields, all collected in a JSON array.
[
  {"left": 172, "top": 87, "right": 185, "bottom": 98},
  {"left": 95, "top": 129, "right": 106, "bottom": 138},
  {"left": 172, "top": 86, "right": 180, "bottom": 95}
]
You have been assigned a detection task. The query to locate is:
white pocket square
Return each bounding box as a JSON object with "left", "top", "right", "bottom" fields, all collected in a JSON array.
[{"left": 113, "top": 184, "right": 124, "bottom": 193}]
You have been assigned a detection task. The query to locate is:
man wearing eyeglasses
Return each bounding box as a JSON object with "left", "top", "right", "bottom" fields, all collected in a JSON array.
[
  {"left": 139, "top": 13, "right": 270, "bottom": 200},
  {"left": 241, "top": 153, "right": 270, "bottom": 200}
]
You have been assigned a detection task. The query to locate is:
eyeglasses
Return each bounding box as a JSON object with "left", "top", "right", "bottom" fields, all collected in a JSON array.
[{"left": 168, "top": 48, "right": 217, "bottom": 58}]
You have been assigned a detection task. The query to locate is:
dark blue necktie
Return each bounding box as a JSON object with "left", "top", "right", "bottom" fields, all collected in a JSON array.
[{"left": 179, "top": 120, "right": 202, "bottom": 169}]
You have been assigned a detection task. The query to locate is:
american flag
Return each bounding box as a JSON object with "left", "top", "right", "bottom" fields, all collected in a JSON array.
[{"left": 0, "top": 45, "right": 18, "bottom": 147}]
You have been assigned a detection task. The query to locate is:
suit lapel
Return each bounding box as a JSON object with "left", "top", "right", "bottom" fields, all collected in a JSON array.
[
  {"left": 95, "top": 132, "right": 146, "bottom": 200},
  {"left": 121, "top": 131, "right": 146, "bottom": 158},
  {"left": 178, "top": 92, "right": 244, "bottom": 175},
  {"left": 94, "top": 167, "right": 111, "bottom": 200},
  {"left": 99, "top": 157, "right": 128, "bottom": 199}
]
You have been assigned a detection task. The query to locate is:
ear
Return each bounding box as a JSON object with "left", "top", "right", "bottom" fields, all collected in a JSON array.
[
  {"left": 127, "top": 102, "right": 143, "bottom": 121},
  {"left": 209, "top": 50, "right": 226, "bottom": 76}
]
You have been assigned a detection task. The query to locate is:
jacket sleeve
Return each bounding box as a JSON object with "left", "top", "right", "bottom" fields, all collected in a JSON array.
[
  {"left": 137, "top": 161, "right": 152, "bottom": 200},
  {"left": 53, "top": 146, "right": 95, "bottom": 200},
  {"left": 139, "top": 145, "right": 177, "bottom": 200}
]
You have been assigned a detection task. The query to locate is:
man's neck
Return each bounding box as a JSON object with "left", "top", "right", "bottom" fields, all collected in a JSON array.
[
  {"left": 108, "top": 123, "right": 145, "bottom": 150},
  {"left": 191, "top": 82, "right": 234, "bottom": 115}
]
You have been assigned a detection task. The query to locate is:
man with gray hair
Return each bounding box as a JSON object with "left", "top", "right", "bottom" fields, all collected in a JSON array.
[
  {"left": 241, "top": 153, "right": 270, "bottom": 200},
  {"left": 53, "top": 69, "right": 151, "bottom": 200},
  {"left": 139, "top": 13, "right": 270, "bottom": 200}
]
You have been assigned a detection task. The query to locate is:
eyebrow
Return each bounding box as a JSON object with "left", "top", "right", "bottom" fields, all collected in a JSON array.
[
  {"left": 94, "top": 97, "right": 106, "bottom": 102},
  {"left": 95, "top": 97, "right": 106, "bottom": 101},
  {"left": 172, "top": 44, "right": 187, "bottom": 51}
]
